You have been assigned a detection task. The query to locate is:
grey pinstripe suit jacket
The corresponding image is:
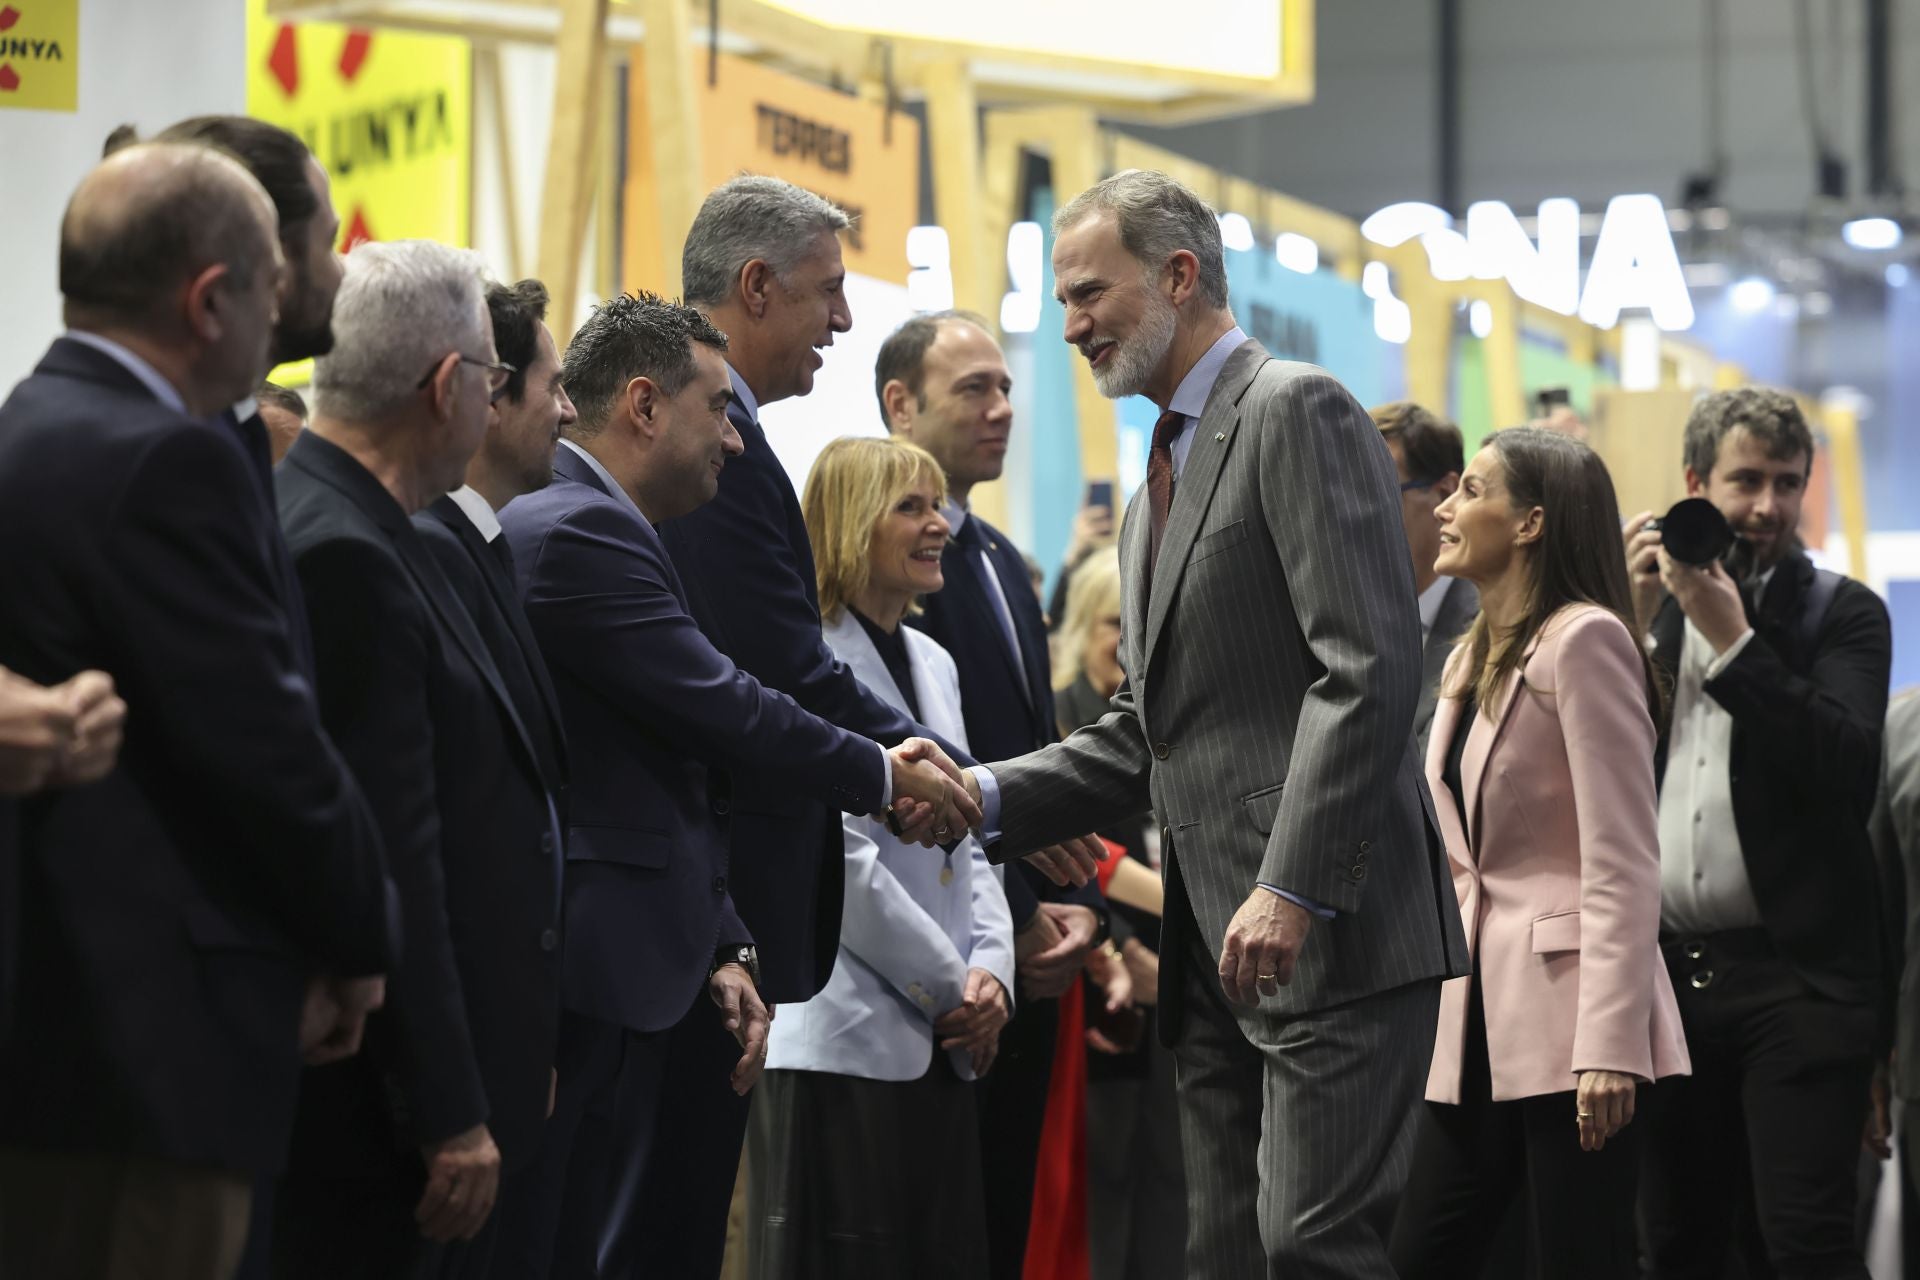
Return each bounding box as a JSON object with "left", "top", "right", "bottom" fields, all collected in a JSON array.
[{"left": 989, "top": 341, "right": 1470, "bottom": 1015}]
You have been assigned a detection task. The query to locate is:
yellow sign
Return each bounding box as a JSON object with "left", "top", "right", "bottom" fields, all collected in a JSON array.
[
  {"left": 246, "top": 0, "right": 471, "bottom": 254},
  {"left": 0, "top": 0, "right": 78, "bottom": 113},
  {"left": 625, "top": 50, "right": 920, "bottom": 292}
]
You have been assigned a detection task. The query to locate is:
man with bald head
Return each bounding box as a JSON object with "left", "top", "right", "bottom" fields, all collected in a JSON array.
[{"left": 0, "top": 144, "right": 393, "bottom": 1279}]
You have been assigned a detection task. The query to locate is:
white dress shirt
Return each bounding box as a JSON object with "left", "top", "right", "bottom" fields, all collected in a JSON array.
[
  {"left": 447, "top": 484, "right": 504, "bottom": 542},
  {"left": 1657, "top": 595, "right": 1765, "bottom": 934}
]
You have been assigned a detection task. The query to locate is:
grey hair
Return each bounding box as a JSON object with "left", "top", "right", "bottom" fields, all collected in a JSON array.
[
  {"left": 1052, "top": 169, "right": 1230, "bottom": 310},
  {"left": 681, "top": 175, "right": 851, "bottom": 307},
  {"left": 313, "top": 240, "right": 488, "bottom": 423}
]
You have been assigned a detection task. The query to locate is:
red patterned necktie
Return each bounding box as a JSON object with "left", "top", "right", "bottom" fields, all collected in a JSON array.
[{"left": 1146, "top": 408, "right": 1186, "bottom": 577}]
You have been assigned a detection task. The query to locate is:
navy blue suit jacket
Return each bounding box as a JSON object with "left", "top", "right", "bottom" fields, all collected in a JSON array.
[
  {"left": 907, "top": 513, "right": 1103, "bottom": 926},
  {"left": 0, "top": 339, "right": 391, "bottom": 1175},
  {"left": 657, "top": 396, "right": 967, "bottom": 1002},
  {"left": 501, "top": 445, "right": 886, "bottom": 1031},
  {"left": 278, "top": 432, "right": 563, "bottom": 1172}
]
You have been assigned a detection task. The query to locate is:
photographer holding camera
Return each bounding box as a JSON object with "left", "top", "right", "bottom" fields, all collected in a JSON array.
[{"left": 1624, "top": 387, "right": 1891, "bottom": 1280}]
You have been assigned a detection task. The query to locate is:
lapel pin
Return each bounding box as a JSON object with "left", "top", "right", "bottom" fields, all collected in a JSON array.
[{"left": 1214, "top": 432, "right": 1227, "bottom": 442}]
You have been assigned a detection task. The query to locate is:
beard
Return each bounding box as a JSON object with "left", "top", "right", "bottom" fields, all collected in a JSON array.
[
  {"left": 1088, "top": 289, "right": 1177, "bottom": 400},
  {"left": 272, "top": 265, "right": 337, "bottom": 365}
]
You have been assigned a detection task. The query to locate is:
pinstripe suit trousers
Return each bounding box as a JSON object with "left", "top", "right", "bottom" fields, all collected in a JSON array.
[{"left": 1167, "top": 876, "right": 1441, "bottom": 1279}]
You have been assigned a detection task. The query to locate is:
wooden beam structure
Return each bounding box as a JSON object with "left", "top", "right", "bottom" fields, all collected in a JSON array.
[{"left": 535, "top": 0, "right": 609, "bottom": 336}]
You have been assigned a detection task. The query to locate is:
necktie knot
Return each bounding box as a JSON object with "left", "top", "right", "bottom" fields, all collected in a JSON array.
[{"left": 1151, "top": 409, "right": 1186, "bottom": 454}]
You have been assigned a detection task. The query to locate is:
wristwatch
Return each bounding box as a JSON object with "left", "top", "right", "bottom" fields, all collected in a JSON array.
[{"left": 712, "top": 943, "right": 760, "bottom": 989}]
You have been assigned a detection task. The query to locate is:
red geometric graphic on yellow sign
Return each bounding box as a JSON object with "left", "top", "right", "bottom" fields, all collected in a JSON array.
[{"left": 0, "top": 0, "right": 79, "bottom": 111}]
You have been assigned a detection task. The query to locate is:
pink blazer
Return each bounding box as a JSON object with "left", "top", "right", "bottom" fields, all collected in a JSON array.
[{"left": 1424, "top": 604, "right": 1689, "bottom": 1103}]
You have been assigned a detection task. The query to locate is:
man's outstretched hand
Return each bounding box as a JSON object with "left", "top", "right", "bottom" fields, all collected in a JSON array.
[{"left": 884, "top": 737, "right": 982, "bottom": 846}]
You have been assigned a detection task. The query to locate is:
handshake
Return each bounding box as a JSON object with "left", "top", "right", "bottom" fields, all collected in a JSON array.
[{"left": 881, "top": 738, "right": 1106, "bottom": 888}]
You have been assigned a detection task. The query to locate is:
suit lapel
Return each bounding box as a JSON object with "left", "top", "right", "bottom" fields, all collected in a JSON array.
[
  {"left": 941, "top": 537, "right": 1030, "bottom": 710},
  {"left": 1462, "top": 637, "right": 1541, "bottom": 848},
  {"left": 435, "top": 499, "right": 570, "bottom": 782},
  {"left": 1141, "top": 343, "right": 1269, "bottom": 667},
  {"left": 393, "top": 530, "right": 545, "bottom": 782},
  {"left": 1428, "top": 691, "right": 1473, "bottom": 861}
]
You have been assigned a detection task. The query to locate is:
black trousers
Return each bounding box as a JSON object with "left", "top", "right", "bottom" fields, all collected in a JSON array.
[
  {"left": 745, "top": 1059, "right": 988, "bottom": 1279},
  {"left": 1639, "top": 930, "right": 1876, "bottom": 1280},
  {"left": 272, "top": 1161, "right": 500, "bottom": 1280},
  {"left": 1390, "top": 976, "right": 1643, "bottom": 1280},
  {"left": 491, "top": 1002, "right": 750, "bottom": 1280},
  {"left": 1085, "top": 1020, "right": 1187, "bottom": 1280},
  {"left": 977, "top": 991, "right": 1059, "bottom": 1280}
]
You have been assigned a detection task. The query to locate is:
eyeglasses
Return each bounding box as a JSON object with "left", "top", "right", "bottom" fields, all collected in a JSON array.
[
  {"left": 1400, "top": 477, "right": 1441, "bottom": 493},
  {"left": 417, "top": 354, "right": 518, "bottom": 404}
]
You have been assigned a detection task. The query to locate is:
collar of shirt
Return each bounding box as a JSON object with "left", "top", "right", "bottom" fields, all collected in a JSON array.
[
  {"left": 64, "top": 331, "right": 187, "bottom": 414},
  {"left": 1418, "top": 575, "right": 1454, "bottom": 637},
  {"left": 230, "top": 396, "right": 260, "bottom": 424},
  {"left": 726, "top": 363, "right": 760, "bottom": 424},
  {"left": 1163, "top": 325, "right": 1247, "bottom": 478},
  {"left": 447, "top": 484, "right": 503, "bottom": 542},
  {"left": 940, "top": 498, "right": 970, "bottom": 541},
  {"left": 559, "top": 437, "right": 653, "bottom": 525}
]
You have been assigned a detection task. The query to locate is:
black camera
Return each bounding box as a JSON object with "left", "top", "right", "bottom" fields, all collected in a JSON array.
[{"left": 1645, "top": 498, "right": 1736, "bottom": 567}]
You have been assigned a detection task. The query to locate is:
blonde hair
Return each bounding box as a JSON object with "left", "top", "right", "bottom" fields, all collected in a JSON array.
[
  {"left": 802, "top": 435, "right": 948, "bottom": 623},
  {"left": 1052, "top": 546, "right": 1123, "bottom": 692}
]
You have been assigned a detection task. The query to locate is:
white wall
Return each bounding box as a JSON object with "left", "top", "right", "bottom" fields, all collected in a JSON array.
[{"left": 0, "top": 0, "right": 248, "bottom": 393}]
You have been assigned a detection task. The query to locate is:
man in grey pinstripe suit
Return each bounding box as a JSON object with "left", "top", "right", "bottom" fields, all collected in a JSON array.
[{"left": 962, "top": 171, "right": 1470, "bottom": 1278}]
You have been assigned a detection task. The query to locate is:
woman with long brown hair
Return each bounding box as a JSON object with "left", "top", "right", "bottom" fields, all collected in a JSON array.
[{"left": 1389, "top": 427, "right": 1689, "bottom": 1278}]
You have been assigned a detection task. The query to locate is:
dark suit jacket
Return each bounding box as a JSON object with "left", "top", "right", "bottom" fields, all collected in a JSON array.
[
  {"left": 279, "top": 433, "right": 562, "bottom": 1172},
  {"left": 501, "top": 445, "right": 887, "bottom": 1031},
  {"left": 1874, "top": 693, "right": 1920, "bottom": 1096},
  {"left": 656, "top": 394, "right": 965, "bottom": 1002},
  {"left": 415, "top": 495, "right": 570, "bottom": 812},
  {"left": 1414, "top": 576, "right": 1479, "bottom": 752},
  {"left": 0, "top": 338, "right": 391, "bottom": 1174},
  {"left": 907, "top": 512, "right": 1104, "bottom": 928},
  {"left": 1651, "top": 548, "right": 1892, "bottom": 1007}
]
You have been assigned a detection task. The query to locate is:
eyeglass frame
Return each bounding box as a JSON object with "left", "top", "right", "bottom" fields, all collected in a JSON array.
[
  {"left": 1400, "top": 477, "right": 1443, "bottom": 493},
  {"left": 417, "top": 353, "right": 518, "bottom": 405}
]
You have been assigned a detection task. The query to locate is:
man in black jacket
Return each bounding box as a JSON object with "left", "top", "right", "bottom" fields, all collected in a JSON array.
[
  {"left": 1627, "top": 388, "right": 1892, "bottom": 1279},
  {"left": 0, "top": 144, "right": 392, "bottom": 1280},
  {"left": 880, "top": 311, "right": 1114, "bottom": 1277},
  {"left": 274, "top": 240, "right": 560, "bottom": 1279}
]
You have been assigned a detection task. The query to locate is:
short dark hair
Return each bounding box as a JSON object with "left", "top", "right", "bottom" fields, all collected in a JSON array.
[
  {"left": 258, "top": 380, "right": 307, "bottom": 422},
  {"left": 111, "top": 117, "right": 320, "bottom": 247},
  {"left": 560, "top": 292, "right": 729, "bottom": 439},
  {"left": 61, "top": 144, "right": 272, "bottom": 321},
  {"left": 1370, "top": 401, "right": 1464, "bottom": 484},
  {"left": 1683, "top": 387, "right": 1814, "bottom": 479},
  {"left": 872, "top": 310, "right": 991, "bottom": 429},
  {"left": 488, "top": 278, "right": 551, "bottom": 405}
]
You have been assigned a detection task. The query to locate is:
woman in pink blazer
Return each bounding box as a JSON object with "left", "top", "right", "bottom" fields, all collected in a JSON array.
[{"left": 1389, "top": 427, "right": 1688, "bottom": 1279}]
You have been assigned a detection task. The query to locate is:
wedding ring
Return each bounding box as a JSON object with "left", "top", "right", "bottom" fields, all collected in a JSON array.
[
  {"left": 933, "top": 825, "right": 950, "bottom": 838},
  {"left": 1256, "top": 972, "right": 1277, "bottom": 981},
  {"left": 1576, "top": 1110, "right": 1594, "bottom": 1118}
]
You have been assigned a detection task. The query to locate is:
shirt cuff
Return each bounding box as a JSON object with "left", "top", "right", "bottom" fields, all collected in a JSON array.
[
  {"left": 1258, "top": 883, "right": 1337, "bottom": 919},
  {"left": 1704, "top": 627, "right": 1756, "bottom": 680},
  {"left": 970, "top": 766, "right": 1003, "bottom": 845},
  {"left": 876, "top": 741, "right": 892, "bottom": 809}
]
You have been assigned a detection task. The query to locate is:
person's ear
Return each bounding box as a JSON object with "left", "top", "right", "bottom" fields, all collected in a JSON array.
[
  {"left": 422, "top": 353, "right": 461, "bottom": 421},
  {"left": 882, "top": 379, "right": 916, "bottom": 435},
  {"left": 1164, "top": 249, "right": 1202, "bottom": 306},
  {"left": 1683, "top": 465, "right": 1707, "bottom": 498},
  {"left": 180, "top": 263, "right": 229, "bottom": 344},
  {"left": 624, "top": 376, "right": 660, "bottom": 438},
  {"left": 739, "top": 259, "right": 775, "bottom": 321},
  {"left": 1514, "top": 505, "right": 1546, "bottom": 547}
]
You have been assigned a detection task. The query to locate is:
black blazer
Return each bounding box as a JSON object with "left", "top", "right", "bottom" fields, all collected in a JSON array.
[
  {"left": 502, "top": 446, "right": 885, "bottom": 1031},
  {"left": 278, "top": 433, "right": 562, "bottom": 1173},
  {"left": 0, "top": 338, "right": 391, "bottom": 1175},
  {"left": 1651, "top": 548, "right": 1892, "bottom": 1006},
  {"left": 415, "top": 495, "right": 570, "bottom": 810},
  {"left": 908, "top": 513, "right": 1104, "bottom": 927},
  {"left": 656, "top": 395, "right": 965, "bottom": 1002}
]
